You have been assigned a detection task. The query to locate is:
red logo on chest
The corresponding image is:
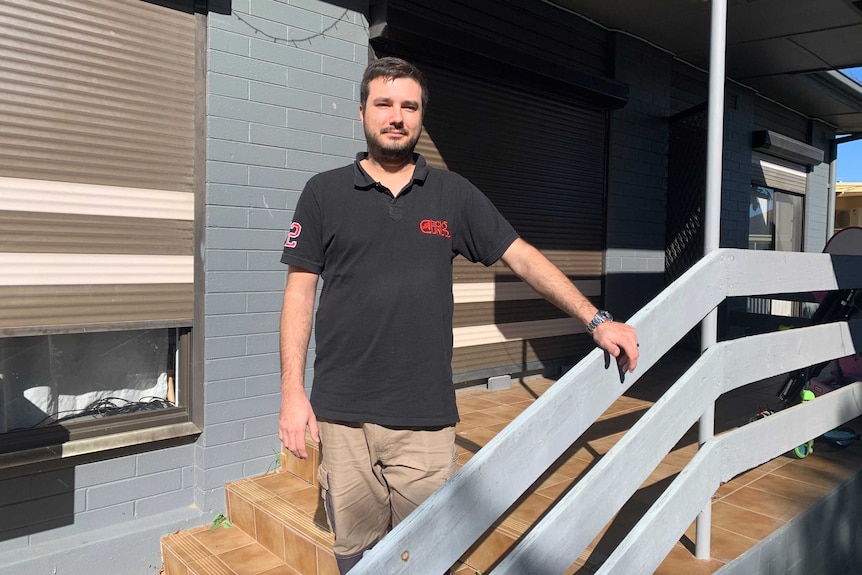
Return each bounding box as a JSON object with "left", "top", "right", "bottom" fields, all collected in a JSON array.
[{"left": 419, "top": 219, "right": 450, "bottom": 238}]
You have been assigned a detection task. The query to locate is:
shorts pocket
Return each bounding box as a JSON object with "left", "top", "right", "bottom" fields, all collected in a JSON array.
[{"left": 317, "top": 462, "right": 336, "bottom": 533}]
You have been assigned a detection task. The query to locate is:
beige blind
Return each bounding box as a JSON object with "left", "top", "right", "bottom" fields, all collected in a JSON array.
[{"left": 0, "top": 0, "right": 196, "bottom": 336}]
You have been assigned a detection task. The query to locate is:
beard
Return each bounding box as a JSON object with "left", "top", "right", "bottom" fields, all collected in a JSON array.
[{"left": 365, "top": 125, "right": 421, "bottom": 165}]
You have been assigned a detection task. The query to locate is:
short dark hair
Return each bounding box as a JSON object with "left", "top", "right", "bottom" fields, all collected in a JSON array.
[{"left": 360, "top": 57, "right": 428, "bottom": 110}]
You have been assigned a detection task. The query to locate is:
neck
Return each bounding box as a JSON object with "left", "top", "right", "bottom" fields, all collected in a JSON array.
[{"left": 362, "top": 152, "right": 414, "bottom": 175}]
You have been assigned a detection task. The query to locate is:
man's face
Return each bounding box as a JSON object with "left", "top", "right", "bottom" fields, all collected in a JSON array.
[{"left": 360, "top": 76, "right": 423, "bottom": 164}]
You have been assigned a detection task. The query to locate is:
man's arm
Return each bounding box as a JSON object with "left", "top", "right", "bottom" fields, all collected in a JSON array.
[
  {"left": 500, "top": 238, "right": 639, "bottom": 373},
  {"left": 279, "top": 266, "right": 320, "bottom": 459}
]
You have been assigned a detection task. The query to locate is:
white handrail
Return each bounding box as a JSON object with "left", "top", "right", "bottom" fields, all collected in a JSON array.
[
  {"left": 494, "top": 321, "right": 860, "bottom": 573},
  {"left": 352, "top": 249, "right": 862, "bottom": 574}
]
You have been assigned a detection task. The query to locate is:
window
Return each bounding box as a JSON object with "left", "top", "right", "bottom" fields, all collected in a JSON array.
[
  {"left": 0, "top": 0, "right": 200, "bottom": 474},
  {"left": 748, "top": 184, "right": 806, "bottom": 317}
]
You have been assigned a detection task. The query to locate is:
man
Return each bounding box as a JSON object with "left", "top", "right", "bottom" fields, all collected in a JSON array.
[{"left": 279, "top": 57, "right": 639, "bottom": 573}]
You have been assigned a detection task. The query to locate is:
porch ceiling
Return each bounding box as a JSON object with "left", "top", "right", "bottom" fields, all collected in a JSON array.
[{"left": 549, "top": 0, "right": 862, "bottom": 134}]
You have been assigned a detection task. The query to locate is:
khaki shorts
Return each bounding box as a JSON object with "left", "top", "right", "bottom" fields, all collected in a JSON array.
[{"left": 317, "top": 420, "right": 458, "bottom": 561}]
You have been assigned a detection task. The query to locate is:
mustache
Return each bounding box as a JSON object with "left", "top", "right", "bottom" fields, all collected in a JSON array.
[{"left": 381, "top": 127, "right": 408, "bottom": 135}]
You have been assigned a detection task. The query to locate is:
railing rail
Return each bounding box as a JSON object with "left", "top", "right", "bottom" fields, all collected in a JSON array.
[{"left": 353, "top": 249, "right": 862, "bottom": 574}]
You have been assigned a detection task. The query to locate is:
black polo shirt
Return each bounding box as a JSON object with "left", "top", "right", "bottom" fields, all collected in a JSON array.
[{"left": 281, "top": 153, "right": 518, "bottom": 427}]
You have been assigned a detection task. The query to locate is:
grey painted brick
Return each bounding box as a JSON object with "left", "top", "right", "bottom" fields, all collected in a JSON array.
[
  {"left": 211, "top": 51, "right": 289, "bottom": 86},
  {"left": 219, "top": 11, "right": 288, "bottom": 46},
  {"left": 246, "top": 333, "right": 279, "bottom": 355},
  {"left": 208, "top": 184, "right": 296, "bottom": 209},
  {"left": 207, "top": 205, "right": 250, "bottom": 228},
  {"left": 86, "top": 470, "right": 182, "bottom": 511},
  {"left": 251, "top": 1, "right": 321, "bottom": 32},
  {"left": 250, "top": 123, "right": 322, "bottom": 152},
  {"left": 207, "top": 250, "right": 249, "bottom": 272},
  {"left": 247, "top": 290, "right": 286, "bottom": 312},
  {"left": 288, "top": 109, "right": 354, "bottom": 137},
  {"left": 0, "top": 534, "right": 28, "bottom": 556},
  {"left": 134, "top": 487, "right": 194, "bottom": 519},
  {"left": 209, "top": 95, "right": 287, "bottom": 127},
  {"left": 250, "top": 37, "right": 322, "bottom": 73},
  {"left": 250, "top": 81, "right": 322, "bottom": 113},
  {"left": 75, "top": 456, "right": 135, "bottom": 488},
  {"left": 244, "top": 413, "right": 279, "bottom": 440},
  {"left": 288, "top": 67, "right": 353, "bottom": 98},
  {"left": 210, "top": 139, "right": 286, "bottom": 169},
  {"left": 246, "top": 373, "right": 281, "bottom": 396},
  {"left": 27, "top": 501, "right": 136, "bottom": 546},
  {"left": 322, "top": 55, "right": 366, "bottom": 83},
  {"left": 137, "top": 445, "right": 195, "bottom": 476},
  {"left": 209, "top": 116, "right": 250, "bottom": 142},
  {"left": 206, "top": 335, "right": 249, "bottom": 360},
  {"left": 206, "top": 270, "right": 286, "bottom": 293},
  {"left": 244, "top": 457, "right": 277, "bottom": 478},
  {"left": 204, "top": 378, "right": 248, "bottom": 404},
  {"left": 322, "top": 134, "right": 362, "bottom": 157},
  {"left": 206, "top": 160, "right": 249, "bottom": 186},
  {"left": 205, "top": 394, "right": 281, "bottom": 425},
  {"left": 29, "top": 470, "right": 79, "bottom": 498},
  {"left": 206, "top": 352, "right": 279, "bottom": 381},
  {"left": 0, "top": 476, "right": 34, "bottom": 505},
  {"left": 248, "top": 207, "right": 294, "bottom": 231},
  {"left": 248, "top": 166, "right": 314, "bottom": 191},
  {"left": 202, "top": 435, "right": 278, "bottom": 469},
  {"left": 322, "top": 95, "right": 361, "bottom": 120},
  {"left": 201, "top": 421, "right": 246, "bottom": 447},
  {"left": 206, "top": 228, "right": 286, "bottom": 251},
  {"left": 247, "top": 251, "right": 287, "bottom": 272},
  {"left": 287, "top": 149, "right": 352, "bottom": 172},
  {"left": 183, "top": 465, "right": 194, "bottom": 489},
  {"left": 201, "top": 488, "right": 228, "bottom": 515},
  {"left": 354, "top": 43, "right": 368, "bottom": 65},
  {"left": 209, "top": 27, "right": 251, "bottom": 56},
  {"left": 205, "top": 293, "right": 248, "bottom": 315},
  {"left": 319, "top": 14, "right": 368, "bottom": 45},
  {"left": 204, "top": 311, "right": 280, "bottom": 337}
]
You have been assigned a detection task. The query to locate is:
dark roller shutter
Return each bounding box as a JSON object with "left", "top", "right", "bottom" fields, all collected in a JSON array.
[
  {"left": 0, "top": 0, "right": 196, "bottom": 336},
  {"left": 415, "top": 63, "right": 608, "bottom": 382}
]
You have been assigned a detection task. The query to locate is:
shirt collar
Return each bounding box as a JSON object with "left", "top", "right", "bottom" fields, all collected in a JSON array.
[{"left": 353, "top": 152, "right": 430, "bottom": 190}]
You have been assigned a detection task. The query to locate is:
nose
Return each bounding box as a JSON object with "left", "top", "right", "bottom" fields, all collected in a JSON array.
[{"left": 389, "top": 105, "right": 404, "bottom": 126}]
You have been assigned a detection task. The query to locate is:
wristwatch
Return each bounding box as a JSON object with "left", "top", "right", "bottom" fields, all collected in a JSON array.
[{"left": 586, "top": 310, "right": 613, "bottom": 334}]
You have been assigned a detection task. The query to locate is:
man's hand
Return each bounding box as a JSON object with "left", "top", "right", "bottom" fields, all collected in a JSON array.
[
  {"left": 279, "top": 389, "right": 319, "bottom": 459},
  {"left": 592, "top": 320, "right": 639, "bottom": 376}
]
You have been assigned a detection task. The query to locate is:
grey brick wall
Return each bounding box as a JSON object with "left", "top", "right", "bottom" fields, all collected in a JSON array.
[
  {"left": 605, "top": 34, "right": 673, "bottom": 321},
  {"left": 199, "top": 0, "right": 370, "bottom": 513}
]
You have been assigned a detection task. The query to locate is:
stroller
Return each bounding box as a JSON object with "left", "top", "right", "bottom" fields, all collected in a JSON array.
[{"left": 762, "top": 227, "right": 862, "bottom": 457}]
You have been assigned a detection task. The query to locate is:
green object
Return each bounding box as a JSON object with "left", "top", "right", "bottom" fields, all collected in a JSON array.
[
  {"left": 801, "top": 389, "right": 816, "bottom": 402},
  {"left": 793, "top": 440, "right": 814, "bottom": 459},
  {"left": 211, "top": 513, "right": 232, "bottom": 530}
]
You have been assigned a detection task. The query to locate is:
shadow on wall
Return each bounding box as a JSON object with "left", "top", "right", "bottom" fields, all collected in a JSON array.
[{"left": 0, "top": 467, "right": 74, "bottom": 542}]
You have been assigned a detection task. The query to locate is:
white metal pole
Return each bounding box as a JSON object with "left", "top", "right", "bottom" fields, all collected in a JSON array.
[
  {"left": 696, "top": 0, "right": 727, "bottom": 561},
  {"left": 826, "top": 141, "right": 837, "bottom": 242}
]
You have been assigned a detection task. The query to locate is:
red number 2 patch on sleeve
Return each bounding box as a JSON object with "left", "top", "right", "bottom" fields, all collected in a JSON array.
[{"left": 284, "top": 222, "right": 302, "bottom": 248}]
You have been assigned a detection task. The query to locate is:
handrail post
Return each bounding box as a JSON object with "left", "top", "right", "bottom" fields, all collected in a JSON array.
[{"left": 697, "top": 0, "right": 727, "bottom": 561}]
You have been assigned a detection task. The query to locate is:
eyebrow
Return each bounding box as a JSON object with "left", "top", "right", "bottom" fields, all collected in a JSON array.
[{"left": 371, "top": 97, "right": 420, "bottom": 108}]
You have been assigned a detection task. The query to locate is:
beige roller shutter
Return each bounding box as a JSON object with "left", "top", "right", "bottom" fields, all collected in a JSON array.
[
  {"left": 751, "top": 152, "right": 807, "bottom": 195},
  {"left": 0, "top": 0, "right": 196, "bottom": 336},
  {"left": 416, "top": 63, "right": 608, "bottom": 382}
]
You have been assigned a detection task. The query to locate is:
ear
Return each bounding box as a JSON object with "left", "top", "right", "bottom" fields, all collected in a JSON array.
[{"left": 359, "top": 105, "right": 365, "bottom": 124}]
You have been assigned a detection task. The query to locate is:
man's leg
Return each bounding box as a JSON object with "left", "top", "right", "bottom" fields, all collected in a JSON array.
[
  {"left": 318, "top": 421, "right": 390, "bottom": 574},
  {"left": 371, "top": 424, "right": 458, "bottom": 573}
]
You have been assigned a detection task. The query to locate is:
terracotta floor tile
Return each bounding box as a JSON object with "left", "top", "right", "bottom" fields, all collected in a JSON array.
[
  {"left": 710, "top": 500, "right": 786, "bottom": 540},
  {"left": 227, "top": 491, "right": 257, "bottom": 538},
  {"left": 218, "top": 543, "right": 284, "bottom": 575},
  {"left": 458, "top": 410, "right": 509, "bottom": 429},
  {"left": 504, "top": 492, "right": 556, "bottom": 529},
  {"left": 479, "top": 402, "right": 532, "bottom": 421},
  {"left": 192, "top": 524, "right": 255, "bottom": 554},
  {"left": 259, "top": 565, "right": 300, "bottom": 575},
  {"left": 653, "top": 542, "right": 724, "bottom": 575},
  {"left": 746, "top": 472, "right": 833, "bottom": 503},
  {"left": 455, "top": 395, "right": 500, "bottom": 414},
  {"left": 282, "top": 485, "right": 322, "bottom": 516},
  {"left": 254, "top": 507, "right": 285, "bottom": 561},
  {"left": 255, "top": 473, "right": 314, "bottom": 498},
  {"left": 456, "top": 427, "right": 499, "bottom": 451},
  {"left": 720, "top": 485, "right": 809, "bottom": 521}
]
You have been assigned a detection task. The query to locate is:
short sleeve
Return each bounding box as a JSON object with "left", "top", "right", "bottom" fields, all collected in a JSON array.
[
  {"left": 454, "top": 182, "right": 519, "bottom": 266},
  {"left": 280, "top": 183, "right": 324, "bottom": 273}
]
